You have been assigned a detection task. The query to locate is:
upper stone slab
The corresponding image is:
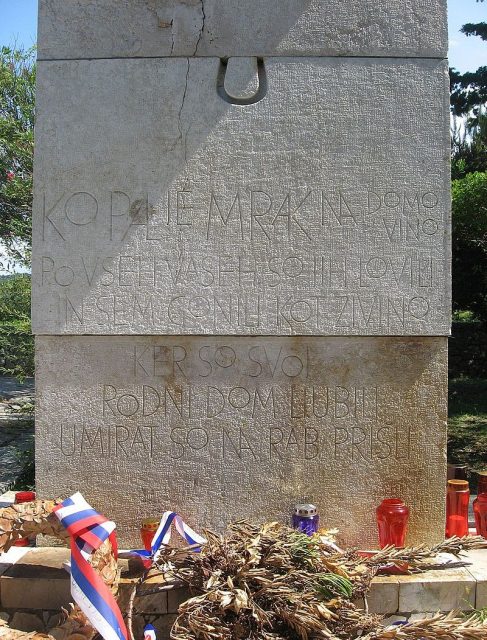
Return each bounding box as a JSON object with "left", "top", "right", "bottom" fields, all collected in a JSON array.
[
  {"left": 32, "top": 57, "right": 451, "bottom": 336},
  {"left": 38, "top": 0, "right": 448, "bottom": 60}
]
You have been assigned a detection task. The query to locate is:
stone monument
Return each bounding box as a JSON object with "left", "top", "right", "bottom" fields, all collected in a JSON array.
[{"left": 33, "top": 0, "right": 450, "bottom": 547}]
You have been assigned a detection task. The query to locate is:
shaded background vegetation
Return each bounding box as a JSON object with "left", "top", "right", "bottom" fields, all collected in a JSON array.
[{"left": 447, "top": 0, "right": 487, "bottom": 481}]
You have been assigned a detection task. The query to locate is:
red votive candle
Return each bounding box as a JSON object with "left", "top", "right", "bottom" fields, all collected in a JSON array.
[
  {"left": 446, "top": 480, "right": 469, "bottom": 538},
  {"left": 140, "top": 518, "right": 159, "bottom": 551},
  {"left": 477, "top": 471, "right": 487, "bottom": 496},
  {"left": 473, "top": 493, "right": 487, "bottom": 538},
  {"left": 15, "top": 491, "right": 36, "bottom": 503},
  {"left": 376, "top": 498, "right": 410, "bottom": 548}
]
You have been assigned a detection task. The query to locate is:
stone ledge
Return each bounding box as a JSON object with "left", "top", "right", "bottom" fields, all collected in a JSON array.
[
  {"left": 0, "top": 548, "right": 486, "bottom": 631},
  {"left": 0, "top": 547, "right": 71, "bottom": 611}
]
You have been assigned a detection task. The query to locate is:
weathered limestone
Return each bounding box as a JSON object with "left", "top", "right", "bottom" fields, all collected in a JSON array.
[
  {"left": 33, "top": 0, "right": 450, "bottom": 547},
  {"left": 398, "top": 565, "right": 476, "bottom": 613},
  {"left": 38, "top": 0, "right": 448, "bottom": 59},
  {"left": 32, "top": 57, "right": 450, "bottom": 335},
  {"left": 463, "top": 550, "right": 487, "bottom": 608},
  {"left": 35, "top": 336, "right": 447, "bottom": 547},
  {"left": 0, "top": 548, "right": 71, "bottom": 610}
]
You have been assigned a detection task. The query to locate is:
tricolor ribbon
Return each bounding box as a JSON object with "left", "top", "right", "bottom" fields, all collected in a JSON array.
[
  {"left": 126, "top": 512, "right": 206, "bottom": 640},
  {"left": 144, "top": 624, "right": 157, "bottom": 640},
  {"left": 129, "top": 511, "right": 207, "bottom": 565},
  {"left": 53, "top": 493, "right": 128, "bottom": 640}
]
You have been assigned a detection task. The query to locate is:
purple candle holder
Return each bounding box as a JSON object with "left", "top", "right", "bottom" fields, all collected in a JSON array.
[{"left": 292, "top": 503, "right": 319, "bottom": 536}]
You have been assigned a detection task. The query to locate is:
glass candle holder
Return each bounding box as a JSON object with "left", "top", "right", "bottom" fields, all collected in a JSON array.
[
  {"left": 446, "top": 479, "right": 470, "bottom": 538},
  {"left": 15, "top": 491, "right": 36, "bottom": 503},
  {"left": 447, "top": 464, "right": 468, "bottom": 481},
  {"left": 473, "top": 493, "right": 487, "bottom": 538},
  {"left": 376, "top": 498, "right": 410, "bottom": 548},
  {"left": 140, "top": 518, "right": 159, "bottom": 551},
  {"left": 477, "top": 471, "right": 487, "bottom": 496},
  {"left": 292, "top": 504, "right": 319, "bottom": 536}
]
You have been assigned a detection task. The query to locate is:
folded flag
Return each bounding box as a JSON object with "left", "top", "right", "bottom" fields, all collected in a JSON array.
[{"left": 53, "top": 492, "right": 128, "bottom": 640}]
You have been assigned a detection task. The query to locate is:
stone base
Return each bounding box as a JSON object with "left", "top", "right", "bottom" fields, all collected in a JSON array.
[{"left": 0, "top": 546, "right": 486, "bottom": 637}]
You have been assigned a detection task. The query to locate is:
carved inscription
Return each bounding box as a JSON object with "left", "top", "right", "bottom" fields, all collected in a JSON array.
[
  {"left": 40, "top": 254, "right": 436, "bottom": 289},
  {"left": 36, "top": 336, "right": 447, "bottom": 546},
  {"left": 50, "top": 340, "right": 422, "bottom": 464},
  {"left": 33, "top": 186, "right": 447, "bottom": 334},
  {"left": 59, "top": 407, "right": 410, "bottom": 463},
  {"left": 39, "top": 188, "right": 442, "bottom": 241}
]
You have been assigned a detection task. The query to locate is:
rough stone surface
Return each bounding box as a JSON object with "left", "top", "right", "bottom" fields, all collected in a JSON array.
[
  {"left": 398, "top": 563, "right": 476, "bottom": 613},
  {"left": 9, "top": 612, "right": 45, "bottom": 633},
  {"left": 363, "top": 576, "right": 400, "bottom": 614},
  {"left": 35, "top": 335, "right": 447, "bottom": 548},
  {"left": 32, "top": 57, "right": 450, "bottom": 336},
  {"left": 0, "top": 548, "right": 71, "bottom": 610},
  {"left": 463, "top": 549, "right": 487, "bottom": 609},
  {"left": 34, "top": 0, "right": 451, "bottom": 556},
  {"left": 37, "top": 0, "right": 448, "bottom": 60},
  {"left": 118, "top": 574, "right": 169, "bottom": 614},
  {"left": 167, "top": 588, "right": 190, "bottom": 614}
]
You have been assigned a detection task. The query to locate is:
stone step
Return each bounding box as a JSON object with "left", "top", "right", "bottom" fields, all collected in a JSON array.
[
  {"left": 0, "top": 547, "right": 71, "bottom": 611},
  {"left": 0, "top": 547, "right": 486, "bottom": 636}
]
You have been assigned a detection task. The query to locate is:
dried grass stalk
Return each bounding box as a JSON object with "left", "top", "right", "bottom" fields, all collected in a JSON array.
[
  {"left": 152, "top": 522, "right": 487, "bottom": 640},
  {"left": 357, "top": 536, "right": 487, "bottom": 574},
  {"left": 363, "top": 612, "right": 487, "bottom": 640}
]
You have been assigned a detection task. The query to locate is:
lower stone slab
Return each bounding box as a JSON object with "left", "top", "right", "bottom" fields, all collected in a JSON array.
[{"left": 35, "top": 336, "right": 447, "bottom": 547}]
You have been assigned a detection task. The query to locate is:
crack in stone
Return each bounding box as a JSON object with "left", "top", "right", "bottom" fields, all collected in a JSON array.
[
  {"left": 170, "top": 19, "right": 175, "bottom": 55},
  {"left": 177, "top": 58, "right": 190, "bottom": 162},
  {"left": 194, "top": 0, "right": 206, "bottom": 55}
]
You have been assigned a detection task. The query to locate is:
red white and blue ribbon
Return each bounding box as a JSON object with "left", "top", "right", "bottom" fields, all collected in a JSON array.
[
  {"left": 129, "top": 511, "right": 207, "bottom": 564},
  {"left": 144, "top": 624, "right": 157, "bottom": 640},
  {"left": 53, "top": 493, "right": 128, "bottom": 640}
]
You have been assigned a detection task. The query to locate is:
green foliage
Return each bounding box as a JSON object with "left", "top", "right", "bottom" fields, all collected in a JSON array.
[
  {"left": 449, "top": 321, "right": 487, "bottom": 378},
  {"left": 471, "top": 607, "right": 487, "bottom": 623},
  {"left": 462, "top": 22, "right": 487, "bottom": 40},
  {"left": 0, "top": 275, "right": 33, "bottom": 379},
  {"left": 452, "top": 172, "right": 487, "bottom": 323},
  {"left": 448, "top": 377, "right": 487, "bottom": 489},
  {"left": 451, "top": 113, "right": 487, "bottom": 179},
  {"left": 7, "top": 443, "right": 35, "bottom": 491},
  {"left": 315, "top": 574, "right": 354, "bottom": 601},
  {"left": 289, "top": 531, "right": 321, "bottom": 567},
  {"left": 452, "top": 310, "right": 476, "bottom": 322},
  {"left": 451, "top": 67, "right": 487, "bottom": 124},
  {"left": 0, "top": 46, "right": 35, "bottom": 269},
  {"left": 0, "top": 273, "right": 31, "bottom": 322},
  {"left": 450, "top": 0, "right": 487, "bottom": 125}
]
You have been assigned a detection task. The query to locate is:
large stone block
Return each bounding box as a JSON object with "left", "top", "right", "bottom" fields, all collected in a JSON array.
[
  {"left": 463, "top": 550, "right": 487, "bottom": 609},
  {"left": 38, "top": 0, "right": 448, "bottom": 60},
  {"left": 397, "top": 563, "right": 476, "bottom": 613},
  {"left": 0, "top": 548, "right": 71, "bottom": 611},
  {"left": 35, "top": 335, "right": 447, "bottom": 548},
  {"left": 32, "top": 57, "right": 450, "bottom": 336}
]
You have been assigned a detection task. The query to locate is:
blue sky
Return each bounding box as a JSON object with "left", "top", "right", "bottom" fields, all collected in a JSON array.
[{"left": 0, "top": 0, "right": 484, "bottom": 72}]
